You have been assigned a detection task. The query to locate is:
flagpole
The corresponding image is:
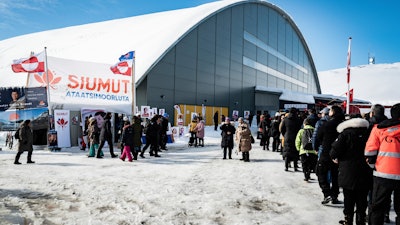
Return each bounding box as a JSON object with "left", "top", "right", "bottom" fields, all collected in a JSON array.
[
  {"left": 25, "top": 52, "right": 34, "bottom": 87},
  {"left": 131, "top": 55, "right": 136, "bottom": 116},
  {"left": 44, "top": 47, "right": 52, "bottom": 116},
  {"left": 346, "top": 37, "right": 352, "bottom": 115}
]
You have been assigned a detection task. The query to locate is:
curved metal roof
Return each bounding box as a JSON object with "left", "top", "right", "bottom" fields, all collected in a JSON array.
[{"left": 0, "top": 0, "right": 319, "bottom": 92}]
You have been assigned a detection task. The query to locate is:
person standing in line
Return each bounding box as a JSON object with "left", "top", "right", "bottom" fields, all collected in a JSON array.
[
  {"left": 306, "top": 108, "right": 319, "bottom": 128},
  {"left": 366, "top": 104, "right": 391, "bottom": 223},
  {"left": 220, "top": 117, "right": 236, "bottom": 159},
  {"left": 295, "top": 118, "right": 318, "bottom": 181},
  {"left": 189, "top": 117, "right": 198, "bottom": 147},
  {"left": 248, "top": 112, "right": 254, "bottom": 127},
  {"left": 195, "top": 117, "right": 205, "bottom": 147},
  {"left": 280, "top": 107, "right": 302, "bottom": 171},
  {"left": 14, "top": 120, "right": 34, "bottom": 164},
  {"left": 213, "top": 111, "right": 219, "bottom": 131},
  {"left": 160, "top": 113, "right": 170, "bottom": 151},
  {"left": 259, "top": 114, "right": 271, "bottom": 150},
  {"left": 269, "top": 115, "right": 281, "bottom": 152},
  {"left": 131, "top": 115, "right": 143, "bottom": 160},
  {"left": 330, "top": 117, "right": 372, "bottom": 225},
  {"left": 316, "top": 105, "right": 345, "bottom": 205},
  {"left": 120, "top": 120, "right": 133, "bottom": 162},
  {"left": 150, "top": 115, "right": 162, "bottom": 157},
  {"left": 235, "top": 117, "right": 252, "bottom": 162},
  {"left": 97, "top": 112, "right": 118, "bottom": 158},
  {"left": 365, "top": 103, "right": 400, "bottom": 225}
]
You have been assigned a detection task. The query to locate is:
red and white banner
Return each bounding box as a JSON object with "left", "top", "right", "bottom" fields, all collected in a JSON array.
[
  {"left": 27, "top": 56, "right": 133, "bottom": 114},
  {"left": 54, "top": 109, "right": 71, "bottom": 148},
  {"left": 12, "top": 51, "right": 45, "bottom": 73}
]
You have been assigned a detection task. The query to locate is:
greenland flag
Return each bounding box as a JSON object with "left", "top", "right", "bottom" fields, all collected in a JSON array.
[
  {"left": 110, "top": 60, "right": 132, "bottom": 76},
  {"left": 11, "top": 51, "right": 45, "bottom": 73}
]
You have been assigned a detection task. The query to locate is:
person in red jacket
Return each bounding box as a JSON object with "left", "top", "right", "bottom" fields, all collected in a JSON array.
[{"left": 365, "top": 103, "right": 400, "bottom": 225}]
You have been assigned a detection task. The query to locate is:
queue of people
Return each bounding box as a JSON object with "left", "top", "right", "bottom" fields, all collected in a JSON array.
[{"left": 12, "top": 104, "right": 400, "bottom": 225}]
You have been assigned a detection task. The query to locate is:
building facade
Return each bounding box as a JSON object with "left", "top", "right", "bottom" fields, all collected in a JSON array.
[{"left": 137, "top": 0, "right": 320, "bottom": 122}]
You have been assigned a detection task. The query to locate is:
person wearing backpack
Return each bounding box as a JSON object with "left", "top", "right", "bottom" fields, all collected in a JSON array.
[
  {"left": 295, "top": 118, "right": 318, "bottom": 181},
  {"left": 14, "top": 120, "right": 34, "bottom": 164}
]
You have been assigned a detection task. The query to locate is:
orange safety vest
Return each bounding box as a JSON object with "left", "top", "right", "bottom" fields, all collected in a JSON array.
[{"left": 365, "top": 124, "right": 400, "bottom": 180}]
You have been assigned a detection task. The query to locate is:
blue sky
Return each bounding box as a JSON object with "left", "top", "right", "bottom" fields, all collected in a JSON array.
[{"left": 1, "top": 0, "right": 399, "bottom": 71}]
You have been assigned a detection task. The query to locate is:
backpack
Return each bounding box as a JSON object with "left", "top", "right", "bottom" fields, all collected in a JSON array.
[
  {"left": 14, "top": 128, "right": 20, "bottom": 140},
  {"left": 301, "top": 128, "right": 313, "bottom": 150}
]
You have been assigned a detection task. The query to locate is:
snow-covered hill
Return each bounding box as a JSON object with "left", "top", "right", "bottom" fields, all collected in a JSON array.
[{"left": 318, "top": 63, "right": 400, "bottom": 106}]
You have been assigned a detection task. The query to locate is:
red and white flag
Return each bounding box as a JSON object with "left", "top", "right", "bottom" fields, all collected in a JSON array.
[
  {"left": 110, "top": 60, "right": 132, "bottom": 76},
  {"left": 346, "top": 37, "right": 352, "bottom": 84},
  {"left": 346, "top": 88, "right": 354, "bottom": 102},
  {"left": 11, "top": 51, "right": 45, "bottom": 73}
]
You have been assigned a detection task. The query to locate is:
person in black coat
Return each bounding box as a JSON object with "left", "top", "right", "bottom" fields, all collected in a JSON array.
[
  {"left": 142, "top": 115, "right": 161, "bottom": 157},
  {"left": 269, "top": 115, "right": 281, "bottom": 152},
  {"left": 213, "top": 111, "right": 219, "bottom": 131},
  {"left": 279, "top": 107, "right": 302, "bottom": 171},
  {"left": 259, "top": 113, "right": 272, "bottom": 150},
  {"left": 316, "top": 105, "right": 345, "bottom": 205},
  {"left": 14, "top": 120, "right": 34, "bottom": 164},
  {"left": 220, "top": 117, "right": 236, "bottom": 159},
  {"left": 97, "top": 112, "right": 118, "bottom": 158},
  {"left": 330, "top": 117, "right": 372, "bottom": 225}
]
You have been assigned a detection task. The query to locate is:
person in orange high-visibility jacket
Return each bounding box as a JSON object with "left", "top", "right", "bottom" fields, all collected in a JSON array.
[{"left": 365, "top": 103, "right": 400, "bottom": 225}]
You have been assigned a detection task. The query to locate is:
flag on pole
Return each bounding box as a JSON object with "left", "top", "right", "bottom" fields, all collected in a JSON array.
[
  {"left": 346, "top": 37, "right": 352, "bottom": 84},
  {"left": 11, "top": 51, "right": 45, "bottom": 73},
  {"left": 111, "top": 51, "right": 135, "bottom": 75},
  {"left": 119, "top": 51, "right": 135, "bottom": 61},
  {"left": 110, "top": 60, "right": 132, "bottom": 76},
  {"left": 346, "top": 88, "right": 354, "bottom": 103}
]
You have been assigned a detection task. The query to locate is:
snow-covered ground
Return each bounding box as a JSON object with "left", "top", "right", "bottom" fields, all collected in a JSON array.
[{"left": 0, "top": 125, "right": 397, "bottom": 225}]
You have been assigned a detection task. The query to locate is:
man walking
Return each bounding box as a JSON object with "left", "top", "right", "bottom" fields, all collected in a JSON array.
[{"left": 97, "top": 112, "right": 118, "bottom": 158}]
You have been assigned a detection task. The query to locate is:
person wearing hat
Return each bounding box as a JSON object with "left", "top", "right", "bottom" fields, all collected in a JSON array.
[
  {"left": 220, "top": 117, "right": 236, "bottom": 159},
  {"left": 235, "top": 117, "right": 252, "bottom": 162},
  {"left": 315, "top": 105, "right": 345, "bottom": 205},
  {"left": 312, "top": 106, "right": 331, "bottom": 158},
  {"left": 14, "top": 120, "right": 34, "bottom": 164}
]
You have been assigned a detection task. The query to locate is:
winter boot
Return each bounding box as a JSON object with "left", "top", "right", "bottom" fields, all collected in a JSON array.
[
  {"left": 14, "top": 152, "right": 23, "bottom": 164},
  {"left": 240, "top": 152, "right": 245, "bottom": 160},
  {"left": 339, "top": 214, "right": 353, "bottom": 225},
  {"left": 355, "top": 213, "right": 366, "bottom": 225},
  {"left": 244, "top": 152, "right": 250, "bottom": 162},
  {"left": 27, "top": 151, "right": 35, "bottom": 163}
]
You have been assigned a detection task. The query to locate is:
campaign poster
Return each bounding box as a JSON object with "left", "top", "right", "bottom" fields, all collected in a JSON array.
[
  {"left": 0, "top": 87, "right": 47, "bottom": 111},
  {"left": 141, "top": 106, "right": 150, "bottom": 118}
]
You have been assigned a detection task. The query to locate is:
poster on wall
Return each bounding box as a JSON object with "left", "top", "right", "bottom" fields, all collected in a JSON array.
[
  {"left": 0, "top": 87, "right": 47, "bottom": 111},
  {"left": 141, "top": 106, "right": 150, "bottom": 118},
  {"left": 48, "top": 130, "right": 58, "bottom": 148},
  {"left": 244, "top": 110, "right": 250, "bottom": 120},
  {"left": 54, "top": 109, "right": 71, "bottom": 148},
  {"left": 159, "top": 108, "right": 165, "bottom": 116},
  {"left": 81, "top": 108, "right": 106, "bottom": 129},
  {"left": 232, "top": 110, "right": 239, "bottom": 121}
]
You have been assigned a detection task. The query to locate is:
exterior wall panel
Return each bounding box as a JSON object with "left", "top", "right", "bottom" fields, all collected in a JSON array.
[{"left": 142, "top": 1, "right": 320, "bottom": 123}]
